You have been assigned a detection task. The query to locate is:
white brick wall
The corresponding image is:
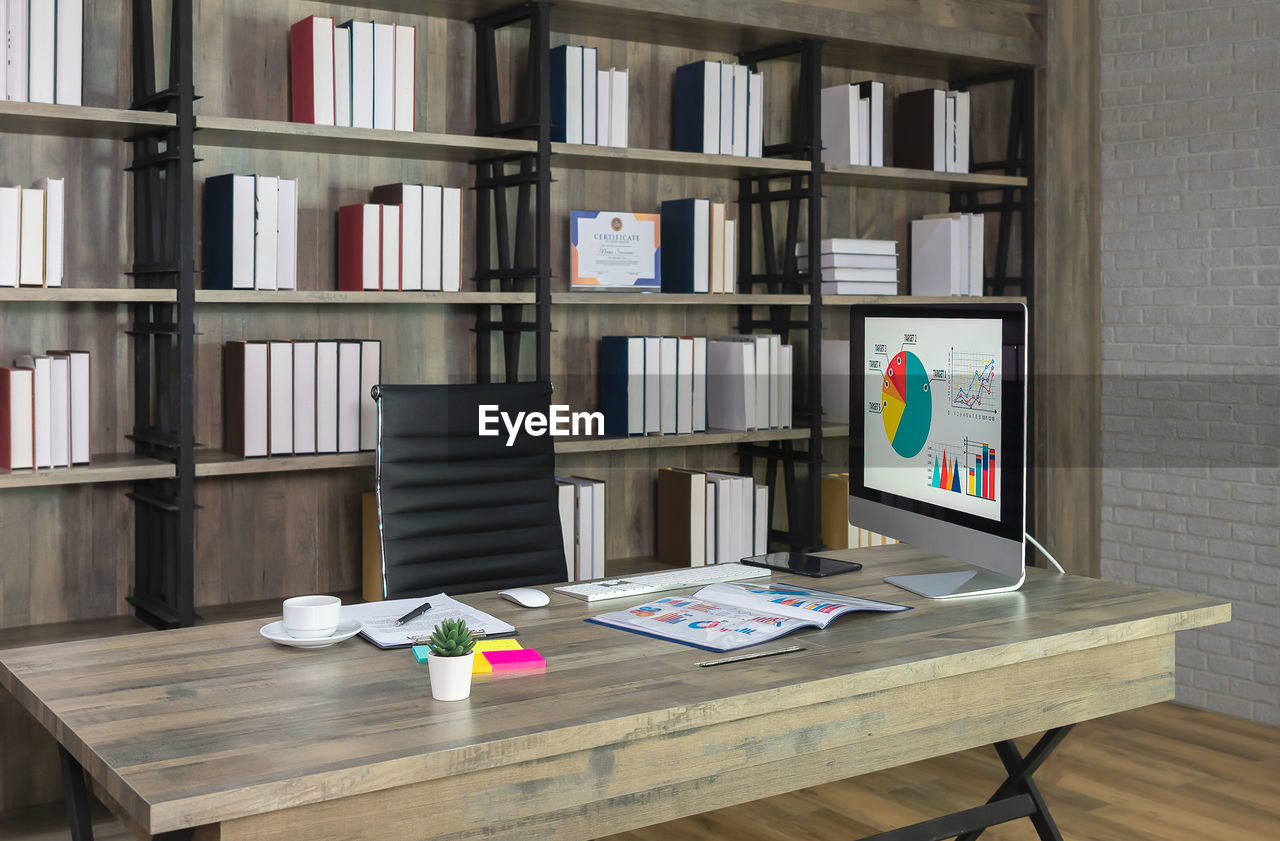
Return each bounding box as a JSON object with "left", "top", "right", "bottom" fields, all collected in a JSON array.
[{"left": 1100, "top": 0, "right": 1278, "bottom": 726}]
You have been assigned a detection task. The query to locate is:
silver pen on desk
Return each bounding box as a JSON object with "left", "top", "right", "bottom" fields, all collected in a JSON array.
[{"left": 696, "top": 645, "right": 806, "bottom": 668}]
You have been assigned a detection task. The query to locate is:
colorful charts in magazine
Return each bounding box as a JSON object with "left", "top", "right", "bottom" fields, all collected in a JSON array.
[{"left": 864, "top": 316, "right": 1003, "bottom": 521}]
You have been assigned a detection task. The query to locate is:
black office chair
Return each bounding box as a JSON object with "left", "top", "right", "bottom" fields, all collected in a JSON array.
[{"left": 373, "top": 381, "right": 567, "bottom": 598}]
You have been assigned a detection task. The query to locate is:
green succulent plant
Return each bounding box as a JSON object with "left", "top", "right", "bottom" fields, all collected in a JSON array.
[{"left": 425, "top": 618, "right": 476, "bottom": 657}]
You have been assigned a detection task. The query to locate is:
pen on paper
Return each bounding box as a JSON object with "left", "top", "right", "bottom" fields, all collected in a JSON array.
[
  {"left": 393, "top": 601, "right": 432, "bottom": 627},
  {"left": 696, "top": 645, "right": 806, "bottom": 668}
]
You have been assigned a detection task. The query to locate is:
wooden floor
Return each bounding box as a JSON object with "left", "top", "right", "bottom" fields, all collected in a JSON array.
[{"left": 2, "top": 703, "right": 1276, "bottom": 841}]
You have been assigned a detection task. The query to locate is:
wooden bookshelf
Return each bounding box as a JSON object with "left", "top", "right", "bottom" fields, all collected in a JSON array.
[
  {"left": 553, "top": 292, "right": 811, "bottom": 306},
  {"left": 194, "top": 290, "right": 534, "bottom": 305},
  {"left": 0, "top": 288, "right": 178, "bottom": 303},
  {"left": 0, "top": 455, "right": 175, "bottom": 490},
  {"left": 552, "top": 143, "right": 811, "bottom": 177},
  {"left": 194, "top": 451, "right": 375, "bottom": 477},
  {"left": 821, "top": 295, "right": 1028, "bottom": 306},
  {"left": 0, "top": 101, "right": 175, "bottom": 139},
  {"left": 823, "top": 164, "right": 1028, "bottom": 192}
]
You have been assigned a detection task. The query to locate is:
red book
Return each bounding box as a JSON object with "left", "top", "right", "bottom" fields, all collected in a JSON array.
[
  {"left": 290, "top": 16, "right": 336, "bottom": 126},
  {"left": 337, "top": 205, "right": 381, "bottom": 291}
]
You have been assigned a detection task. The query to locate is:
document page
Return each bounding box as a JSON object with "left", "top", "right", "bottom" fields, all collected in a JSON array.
[{"left": 343, "top": 594, "right": 516, "bottom": 649}]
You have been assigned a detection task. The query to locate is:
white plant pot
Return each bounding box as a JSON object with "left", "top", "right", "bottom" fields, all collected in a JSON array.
[{"left": 427, "top": 652, "right": 474, "bottom": 701}]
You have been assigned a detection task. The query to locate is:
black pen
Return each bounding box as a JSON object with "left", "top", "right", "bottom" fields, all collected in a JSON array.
[{"left": 393, "top": 601, "right": 432, "bottom": 626}]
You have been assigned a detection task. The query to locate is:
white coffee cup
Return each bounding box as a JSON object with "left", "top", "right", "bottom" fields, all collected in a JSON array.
[{"left": 282, "top": 595, "right": 342, "bottom": 639}]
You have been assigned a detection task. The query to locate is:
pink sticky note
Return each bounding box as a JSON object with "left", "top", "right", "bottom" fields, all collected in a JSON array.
[{"left": 483, "top": 648, "right": 546, "bottom": 672}]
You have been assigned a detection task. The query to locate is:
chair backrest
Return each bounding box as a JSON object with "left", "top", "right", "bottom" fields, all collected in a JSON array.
[{"left": 374, "top": 382, "right": 567, "bottom": 598}]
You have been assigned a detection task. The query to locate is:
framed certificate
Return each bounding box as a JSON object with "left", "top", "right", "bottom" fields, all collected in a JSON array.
[{"left": 570, "top": 210, "right": 661, "bottom": 289}]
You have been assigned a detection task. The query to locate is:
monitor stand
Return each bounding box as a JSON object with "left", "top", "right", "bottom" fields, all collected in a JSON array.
[{"left": 886, "top": 567, "right": 1023, "bottom": 599}]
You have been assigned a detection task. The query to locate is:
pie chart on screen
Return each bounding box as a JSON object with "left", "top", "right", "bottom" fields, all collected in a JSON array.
[{"left": 882, "top": 351, "right": 932, "bottom": 458}]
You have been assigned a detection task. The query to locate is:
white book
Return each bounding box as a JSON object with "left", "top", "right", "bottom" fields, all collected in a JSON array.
[
  {"left": 754, "top": 484, "right": 768, "bottom": 555},
  {"left": 692, "top": 336, "right": 707, "bottom": 432},
  {"left": 867, "top": 81, "right": 885, "bottom": 166},
  {"left": 596, "top": 69, "right": 610, "bottom": 147},
  {"left": 624, "top": 336, "right": 644, "bottom": 435},
  {"left": 393, "top": 24, "right": 416, "bottom": 132},
  {"left": 945, "top": 93, "right": 956, "bottom": 173},
  {"left": 701, "top": 60, "right": 720, "bottom": 155},
  {"left": 441, "top": 187, "right": 462, "bottom": 292},
  {"left": 296, "top": 16, "right": 335, "bottom": 126},
  {"left": 556, "top": 481, "right": 576, "bottom": 581},
  {"left": 767, "top": 334, "right": 781, "bottom": 429},
  {"left": 315, "top": 341, "right": 339, "bottom": 453},
  {"left": 821, "top": 84, "right": 856, "bottom": 165},
  {"left": 399, "top": 184, "right": 423, "bottom": 291},
  {"left": 421, "top": 185, "right": 442, "bottom": 291},
  {"left": 817, "top": 267, "right": 899, "bottom": 283},
  {"left": 557, "top": 477, "right": 593, "bottom": 581},
  {"left": 237, "top": 342, "right": 268, "bottom": 458},
  {"left": 798, "top": 238, "right": 898, "bottom": 256},
  {"left": 268, "top": 341, "right": 293, "bottom": 455},
  {"left": 18, "top": 188, "right": 43, "bottom": 286},
  {"left": 372, "top": 22, "right": 395, "bottom": 131},
  {"left": 968, "top": 212, "right": 984, "bottom": 295},
  {"left": 748, "top": 71, "right": 763, "bottom": 158},
  {"left": 0, "top": 187, "right": 20, "bottom": 286},
  {"left": 565, "top": 45, "right": 583, "bottom": 144},
  {"left": 48, "top": 355, "right": 69, "bottom": 467},
  {"left": 351, "top": 204, "right": 380, "bottom": 290},
  {"left": 704, "top": 473, "right": 736, "bottom": 567},
  {"left": 253, "top": 176, "right": 279, "bottom": 290},
  {"left": 26, "top": 0, "right": 54, "bottom": 103},
  {"left": 706, "top": 340, "right": 751, "bottom": 431},
  {"left": 691, "top": 197, "right": 710, "bottom": 293},
  {"left": 955, "top": 90, "right": 971, "bottom": 174},
  {"left": 731, "top": 64, "right": 747, "bottom": 157},
  {"left": 932, "top": 89, "right": 947, "bottom": 172},
  {"left": 738, "top": 475, "right": 754, "bottom": 563},
  {"left": 5, "top": 367, "right": 33, "bottom": 468},
  {"left": 718, "top": 62, "right": 733, "bottom": 155},
  {"left": 292, "top": 341, "right": 317, "bottom": 455},
  {"left": 858, "top": 97, "right": 871, "bottom": 166},
  {"left": 723, "top": 218, "right": 736, "bottom": 294},
  {"left": 659, "top": 337, "right": 678, "bottom": 435},
  {"left": 643, "top": 336, "right": 661, "bottom": 434},
  {"left": 821, "top": 280, "right": 901, "bottom": 295},
  {"left": 752, "top": 337, "right": 769, "bottom": 430},
  {"left": 6, "top": 0, "right": 27, "bottom": 102},
  {"left": 336, "top": 341, "right": 361, "bottom": 453},
  {"left": 359, "top": 340, "right": 381, "bottom": 451},
  {"left": 779, "top": 344, "right": 793, "bottom": 428},
  {"left": 801, "top": 253, "right": 898, "bottom": 270},
  {"left": 381, "top": 204, "right": 400, "bottom": 290},
  {"left": 275, "top": 178, "right": 298, "bottom": 290},
  {"left": 218, "top": 174, "right": 256, "bottom": 290},
  {"left": 334, "top": 25, "right": 352, "bottom": 127},
  {"left": 591, "top": 478, "right": 605, "bottom": 578},
  {"left": 676, "top": 337, "right": 694, "bottom": 434},
  {"left": 0, "top": 2, "right": 7, "bottom": 100},
  {"left": 821, "top": 339, "right": 850, "bottom": 424},
  {"left": 609, "top": 68, "right": 627, "bottom": 148},
  {"left": 911, "top": 216, "right": 962, "bottom": 296},
  {"left": 55, "top": 0, "right": 82, "bottom": 105},
  {"left": 704, "top": 482, "right": 717, "bottom": 565},
  {"left": 49, "top": 351, "right": 89, "bottom": 463},
  {"left": 346, "top": 21, "right": 374, "bottom": 129},
  {"left": 582, "top": 47, "right": 597, "bottom": 145}
]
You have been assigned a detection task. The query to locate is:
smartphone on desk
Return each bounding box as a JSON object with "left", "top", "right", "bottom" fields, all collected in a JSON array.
[{"left": 741, "top": 552, "right": 863, "bottom": 577}]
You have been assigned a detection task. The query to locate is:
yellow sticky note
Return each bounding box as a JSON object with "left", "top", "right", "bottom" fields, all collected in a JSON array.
[{"left": 472, "top": 639, "right": 523, "bottom": 673}]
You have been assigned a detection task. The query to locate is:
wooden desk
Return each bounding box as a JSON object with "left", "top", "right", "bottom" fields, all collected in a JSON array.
[{"left": 0, "top": 547, "right": 1229, "bottom": 841}]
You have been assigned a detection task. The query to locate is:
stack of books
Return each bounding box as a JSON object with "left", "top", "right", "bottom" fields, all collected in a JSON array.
[
  {"left": 338, "top": 184, "right": 463, "bottom": 292},
  {"left": 1, "top": 350, "right": 90, "bottom": 471},
  {"left": 910, "top": 213, "right": 984, "bottom": 296},
  {"left": 549, "top": 45, "right": 629, "bottom": 147},
  {"left": 821, "top": 474, "right": 899, "bottom": 550},
  {"left": 203, "top": 175, "right": 298, "bottom": 291},
  {"left": 556, "top": 476, "right": 605, "bottom": 581},
  {"left": 291, "top": 15, "right": 416, "bottom": 131},
  {"left": 657, "top": 468, "right": 768, "bottom": 567},
  {"left": 660, "top": 198, "right": 736, "bottom": 294},
  {"left": 223, "top": 339, "right": 380, "bottom": 458},
  {"left": 673, "top": 60, "right": 763, "bottom": 157},
  {"left": 600, "top": 335, "right": 793, "bottom": 436},
  {"left": 797, "top": 239, "right": 899, "bottom": 295},
  {"left": 0, "top": 179, "right": 63, "bottom": 288},
  {"left": 894, "top": 88, "right": 970, "bottom": 173},
  {"left": 2, "top": 1, "right": 82, "bottom": 105},
  {"left": 821, "top": 81, "right": 884, "bottom": 166}
]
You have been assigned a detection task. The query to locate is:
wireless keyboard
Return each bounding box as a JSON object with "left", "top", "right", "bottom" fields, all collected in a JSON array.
[{"left": 554, "top": 563, "right": 771, "bottom": 602}]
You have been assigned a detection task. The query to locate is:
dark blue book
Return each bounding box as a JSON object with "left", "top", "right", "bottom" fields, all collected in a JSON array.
[
  {"left": 203, "top": 174, "right": 256, "bottom": 289},
  {"left": 599, "top": 336, "right": 645, "bottom": 435},
  {"left": 550, "top": 45, "right": 584, "bottom": 144},
  {"left": 674, "top": 60, "right": 720, "bottom": 154},
  {"left": 660, "top": 198, "right": 710, "bottom": 293}
]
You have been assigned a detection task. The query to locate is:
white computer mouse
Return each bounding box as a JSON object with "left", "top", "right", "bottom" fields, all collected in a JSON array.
[{"left": 499, "top": 587, "right": 551, "bottom": 608}]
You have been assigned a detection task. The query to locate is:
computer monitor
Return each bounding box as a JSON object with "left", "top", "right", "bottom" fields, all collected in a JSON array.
[{"left": 847, "top": 302, "right": 1028, "bottom": 598}]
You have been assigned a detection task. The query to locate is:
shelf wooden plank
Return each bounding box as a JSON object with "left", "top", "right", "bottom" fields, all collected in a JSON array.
[
  {"left": 0, "top": 101, "right": 175, "bottom": 139},
  {"left": 194, "top": 115, "right": 536, "bottom": 160},
  {"left": 823, "top": 164, "right": 1028, "bottom": 192},
  {"left": 821, "top": 295, "right": 1028, "bottom": 306},
  {"left": 0, "top": 455, "right": 175, "bottom": 490},
  {"left": 554, "top": 427, "right": 814, "bottom": 454},
  {"left": 553, "top": 292, "right": 810, "bottom": 306},
  {"left": 194, "top": 452, "right": 374, "bottom": 478},
  {"left": 552, "top": 143, "right": 810, "bottom": 177},
  {"left": 0, "top": 288, "right": 177, "bottom": 303},
  {"left": 823, "top": 425, "right": 850, "bottom": 438},
  {"left": 194, "top": 290, "right": 535, "bottom": 305}
]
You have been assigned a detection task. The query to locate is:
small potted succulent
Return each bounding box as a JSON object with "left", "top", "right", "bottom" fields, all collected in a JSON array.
[{"left": 424, "top": 618, "right": 477, "bottom": 701}]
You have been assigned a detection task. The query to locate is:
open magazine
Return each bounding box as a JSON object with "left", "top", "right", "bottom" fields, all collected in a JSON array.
[{"left": 587, "top": 581, "right": 910, "bottom": 651}]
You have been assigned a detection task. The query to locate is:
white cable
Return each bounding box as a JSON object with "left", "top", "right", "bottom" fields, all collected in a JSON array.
[{"left": 1025, "top": 532, "right": 1065, "bottom": 574}]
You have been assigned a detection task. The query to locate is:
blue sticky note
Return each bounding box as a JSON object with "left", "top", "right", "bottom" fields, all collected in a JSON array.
[{"left": 412, "top": 645, "right": 432, "bottom": 663}]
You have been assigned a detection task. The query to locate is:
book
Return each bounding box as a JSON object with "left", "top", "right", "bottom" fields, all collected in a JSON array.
[
  {"left": 48, "top": 354, "right": 69, "bottom": 467},
  {"left": 370, "top": 183, "right": 424, "bottom": 291},
  {"left": 275, "top": 178, "right": 298, "bottom": 290},
  {"left": 820, "top": 84, "right": 858, "bottom": 165},
  {"left": 6, "top": 0, "right": 27, "bottom": 102},
  {"left": 18, "top": 188, "right": 43, "bottom": 286},
  {"left": 289, "top": 16, "right": 336, "bottom": 126},
  {"left": 723, "top": 219, "right": 736, "bottom": 294},
  {"left": 911, "top": 216, "right": 963, "bottom": 296},
  {"left": 596, "top": 69, "right": 610, "bottom": 147},
  {"left": 894, "top": 89, "right": 946, "bottom": 171},
  {"left": 0, "top": 187, "right": 18, "bottom": 286},
  {"left": 643, "top": 336, "right": 661, "bottom": 434},
  {"left": 549, "top": 45, "right": 583, "bottom": 144},
  {"left": 747, "top": 71, "right": 763, "bottom": 157},
  {"left": 676, "top": 336, "right": 694, "bottom": 434},
  {"left": 797, "top": 239, "right": 897, "bottom": 256},
  {"left": 254, "top": 176, "right": 280, "bottom": 290},
  {"left": 336, "top": 340, "right": 362, "bottom": 453},
  {"left": 582, "top": 46, "right": 597, "bottom": 145},
  {"left": 0, "top": 2, "right": 7, "bottom": 100},
  {"left": 705, "top": 482, "right": 717, "bottom": 564},
  {"left": 337, "top": 204, "right": 380, "bottom": 291},
  {"left": 656, "top": 468, "right": 706, "bottom": 567},
  {"left": 816, "top": 267, "right": 897, "bottom": 283},
  {"left": 706, "top": 339, "right": 753, "bottom": 431},
  {"left": 26, "top": 0, "right": 54, "bottom": 104},
  {"left": 557, "top": 476, "right": 595, "bottom": 581},
  {"left": 292, "top": 341, "right": 316, "bottom": 455},
  {"left": 779, "top": 344, "right": 793, "bottom": 428},
  {"left": 359, "top": 340, "right": 381, "bottom": 451},
  {"left": 380, "top": 204, "right": 400, "bottom": 290},
  {"left": 0, "top": 366, "right": 34, "bottom": 470},
  {"left": 692, "top": 336, "right": 707, "bottom": 432},
  {"left": 14, "top": 355, "right": 51, "bottom": 468},
  {"left": 47, "top": 350, "right": 89, "bottom": 463},
  {"left": 267, "top": 341, "right": 293, "bottom": 455},
  {"left": 609, "top": 68, "right": 628, "bottom": 148},
  {"left": 754, "top": 483, "right": 768, "bottom": 554},
  {"left": 315, "top": 341, "right": 339, "bottom": 453},
  {"left": 658, "top": 337, "right": 677, "bottom": 434},
  {"left": 587, "top": 581, "right": 908, "bottom": 651},
  {"left": 334, "top": 24, "right": 352, "bottom": 127},
  {"left": 556, "top": 481, "right": 576, "bottom": 581},
  {"left": 858, "top": 96, "right": 871, "bottom": 165},
  {"left": 224, "top": 341, "right": 268, "bottom": 458},
  {"left": 709, "top": 202, "right": 725, "bottom": 293},
  {"left": 718, "top": 62, "right": 733, "bottom": 155},
  {"left": 673, "top": 60, "right": 719, "bottom": 155},
  {"left": 55, "top": 0, "right": 83, "bottom": 105},
  {"left": 203, "top": 174, "right": 255, "bottom": 290},
  {"left": 947, "top": 90, "right": 970, "bottom": 173},
  {"left": 821, "top": 280, "right": 900, "bottom": 295},
  {"left": 372, "top": 22, "right": 395, "bottom": 130},
  {"left": 33, "top": 177, "right": 61, "bottom": 287},
  {"left": 422, "top": 185, "right": 442, "bottom": 291},
  {"left": 853, "top": 80, "right": 884, "bottom": 166},
  {"left": 703, "top": 472, "right": 735, "bottom": 564},
  {"left": 342, "top": 20, "right": 374, "bottom": 129},
  {"left": 800, "top": 253, "right": 898, "bottom": 270},
  {"left": 731, "top": 64, "right": 748, "bottom": 157},
  {"left": 659, "top": 198, "right": 709, "bottom": 293},
  {"left": 441, "top": 187, "right": 462, "bottom": 292},
  {"left": 599, "top": 336, "right": 645, "bottom": 436},
  {"left": 393, "top": 24, "right": 416, "bottom": 132}
]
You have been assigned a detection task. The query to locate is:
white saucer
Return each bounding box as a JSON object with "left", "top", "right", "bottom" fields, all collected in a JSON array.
[{"left": 259, "top": 619, "right": 363, "bottom": 649}]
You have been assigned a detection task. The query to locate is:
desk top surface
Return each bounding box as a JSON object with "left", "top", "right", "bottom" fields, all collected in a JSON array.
[{"left": 0, "top": 546, "right": 1228, "bottom": 834}]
